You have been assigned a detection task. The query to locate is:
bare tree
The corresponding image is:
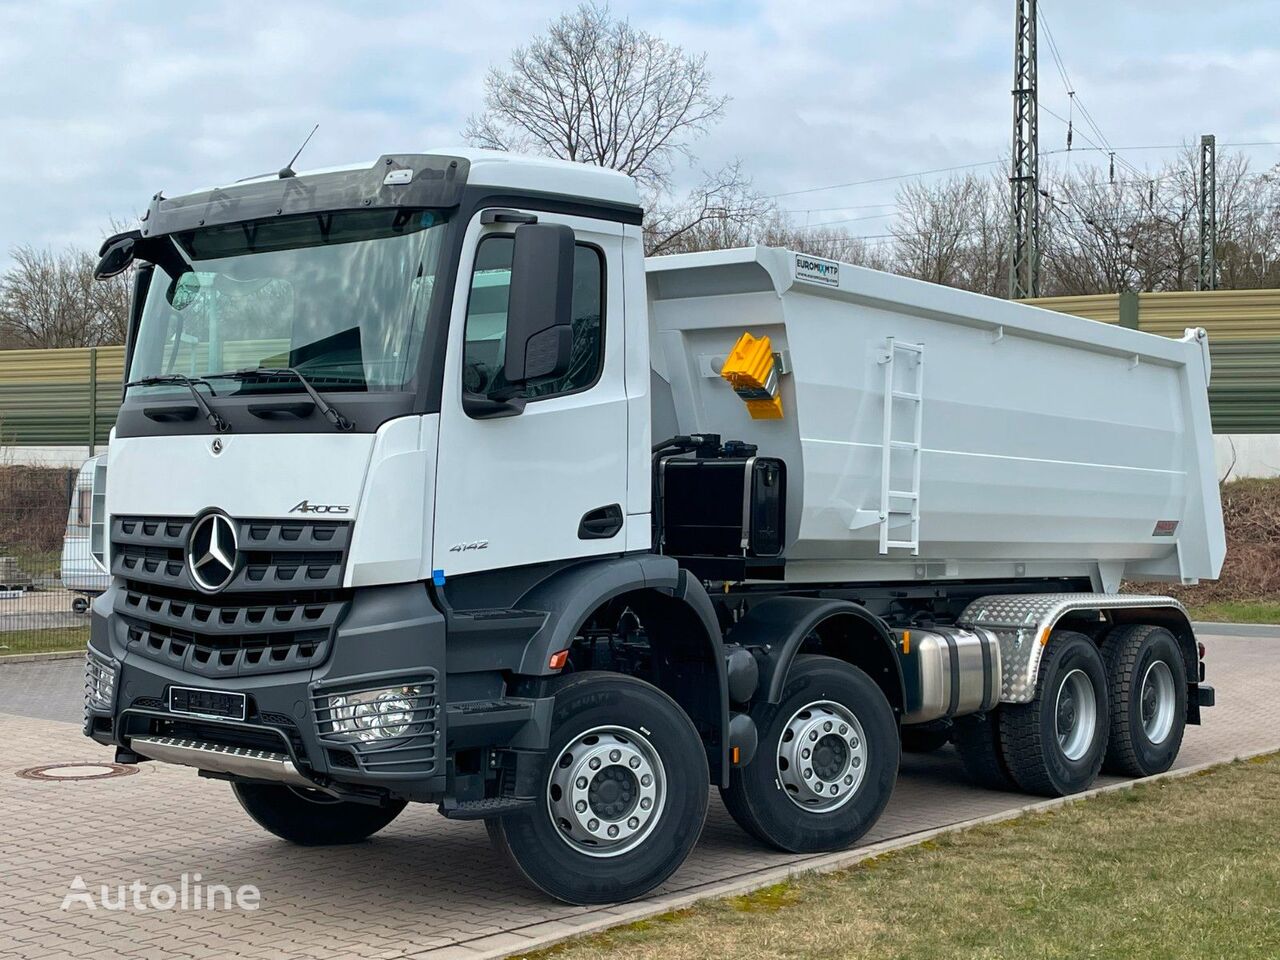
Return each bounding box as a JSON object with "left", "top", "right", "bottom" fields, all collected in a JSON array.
[
  {"left": 1037, "top": 148, "right": 1280, "bottom": 295},
  {"left": 762, "top": 220, "right": 893, "bottom": 270},
  {"left": 1040, "top": 171, "right": 1145, "bottom": 294},
  {"left": 465, "top": 2, "right": 727, "bottom": 194},
  {"left": 643, "top": 162, "right": 774, "bottom": 255},
  {"left": 892, "top": 175, "right": 991, "bottom": 289},
  {"left": 1216, "top": 158, "right": 1280, "bottom": 290},
  {"left": 0, "top": 245, "right": 130, "bottom": 348}
]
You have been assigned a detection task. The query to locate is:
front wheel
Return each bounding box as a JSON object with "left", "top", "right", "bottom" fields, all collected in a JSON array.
[
  {"left": 720, "top": 656, "right": 898, "bottom": 853},
  {"left": 488, "top": 672, "right": 709, "bottom": 904},
  {"left": 232, "top": 782, "right": 406, "bottom": 845}
]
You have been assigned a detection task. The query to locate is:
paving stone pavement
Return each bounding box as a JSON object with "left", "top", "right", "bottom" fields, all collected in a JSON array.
[{"left": 1, "top": 632, "right": 1276, "bottom": 960}]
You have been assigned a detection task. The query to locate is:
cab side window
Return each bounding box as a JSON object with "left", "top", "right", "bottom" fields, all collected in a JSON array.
[{"left": 462, "top": 235, "right": 604, "bottom": 400}]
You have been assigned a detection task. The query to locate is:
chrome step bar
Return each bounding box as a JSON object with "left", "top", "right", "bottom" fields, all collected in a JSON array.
[{"left": 130, "top": 735, "right": 316, "bottom": 788}]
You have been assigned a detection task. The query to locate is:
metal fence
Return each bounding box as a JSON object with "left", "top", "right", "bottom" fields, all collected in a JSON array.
[
  {"left": 1019, "top": 289, "right": 1280, "bottom": 434},
  {"left": 0, "top": 344, "right": 125, "bottom": 450},
  {"left": 0, "top": 462, "right": 100, "bottom": 655}
]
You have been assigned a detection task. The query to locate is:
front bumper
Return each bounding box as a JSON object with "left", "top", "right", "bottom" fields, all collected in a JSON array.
[{"left": 83, "top": 581, "right": 448, "bottom": 798}]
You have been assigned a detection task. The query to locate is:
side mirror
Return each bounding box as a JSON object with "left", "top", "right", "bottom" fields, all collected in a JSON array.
[
  {"left": 94, "top": 230, "right": 142, "bottom": 280},
  {"left": 503, "top": 223, "right": 575, "bottom": 385}
]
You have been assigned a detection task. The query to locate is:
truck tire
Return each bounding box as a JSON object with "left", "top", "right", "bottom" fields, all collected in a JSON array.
[
  {"left": 488, "top": 671, "right": 708, "bottom": 905},
  {"left": 1100, "top": 624, "right": 1187, "bottom": 777},
  {"left": 999, "top": 631, "right": 1109, "bottom": 797},
  {"left": 953, "top": 712, "right": 1015, "bottom": 790},
  {"left": 900, "top": 725, "right": 951, "bottom": 754},
  {"left": 232, "top": 783, "right": 406, "bottom": 845},
  {"left": 720, "top": 655, "right": 898, "bottom": 853}
]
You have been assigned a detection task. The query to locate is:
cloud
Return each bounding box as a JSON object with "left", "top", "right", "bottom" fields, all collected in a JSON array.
[{"left": 1, "top": 0, "right": 1276, "bottom": 267}]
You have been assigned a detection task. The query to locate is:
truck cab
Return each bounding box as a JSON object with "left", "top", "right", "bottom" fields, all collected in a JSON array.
[{"left": 84, "top": 149, "right": 1215, "bottom": 905}]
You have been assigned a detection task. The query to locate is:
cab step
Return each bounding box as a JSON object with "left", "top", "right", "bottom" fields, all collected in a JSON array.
[{"left": 438, "top": 796, "right": 535, "bottom": 821}]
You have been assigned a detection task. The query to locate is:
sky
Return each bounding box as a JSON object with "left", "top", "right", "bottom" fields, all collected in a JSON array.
[{"left": 1, "top": 0, "right": 1278, "bottom": 269}]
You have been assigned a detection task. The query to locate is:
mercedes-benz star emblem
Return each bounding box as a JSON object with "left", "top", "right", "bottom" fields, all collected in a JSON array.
[{"left": 186, "top": 512, "right": 238, "bottom": 592}]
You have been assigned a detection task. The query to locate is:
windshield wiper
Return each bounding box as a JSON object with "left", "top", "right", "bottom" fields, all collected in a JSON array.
[
  {"left": 224, "top": 367, "right": 354, "bottom": 431},
  {"left": 125, "top": 375, "right": 229, "bottom": 432}
]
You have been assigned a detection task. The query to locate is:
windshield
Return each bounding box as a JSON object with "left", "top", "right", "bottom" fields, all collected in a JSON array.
[{"left": 127, "top": 208, "right": 449, "bottom": 394}]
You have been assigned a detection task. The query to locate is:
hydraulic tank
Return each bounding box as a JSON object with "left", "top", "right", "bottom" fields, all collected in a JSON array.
[{"left": 645, "top": 247, "right": 1225, "bottom": 588}]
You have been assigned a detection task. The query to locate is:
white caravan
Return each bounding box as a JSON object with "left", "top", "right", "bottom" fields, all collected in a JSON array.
[
  {"left": 61, "top": 455, "right": 109, "bottom": 608},
  {"left": 83, "top": 149, "right": 1222, "bottom": 904}
]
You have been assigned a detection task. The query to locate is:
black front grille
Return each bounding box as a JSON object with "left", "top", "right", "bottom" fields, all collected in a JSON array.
[
  {"left": 122, "top": 617, "right": 333, "bottom": 677},
  {"left": 111, "top": 514, "right": 352, "bottom": 676},
  {"left": 112, "top": 516, "right": 350, "bottom": 594}
]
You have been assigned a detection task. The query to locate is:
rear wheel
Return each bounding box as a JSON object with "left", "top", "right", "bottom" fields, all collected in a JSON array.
[
  {"left": 901, "top": 725, "right": 951, "bottom": 754},
  {"left": 953, "top": 711, "right": 1015, "bottom": 790},
  {"left": 999, "top": 631, "right": 1109, "bottom": 796},
  {"left": 232, "top": 783, "right": 406, "bottom": 845},
  {"left": 720, "top": 656, "right": 898, "bottom": 853},
  {"left": 1101, "top": 624, "right": 1187, "bottom": 777},
  {"left": 488, "top": 672, "right": 708, "bottom": 904}
]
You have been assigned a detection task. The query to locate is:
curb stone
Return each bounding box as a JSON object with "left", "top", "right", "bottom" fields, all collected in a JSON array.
[
  {"left": 1193, "top": 621, "right": 1280, "bottom": 638},
  {"left": 0, "top": 649, "right": 84, "bottom": 665}
]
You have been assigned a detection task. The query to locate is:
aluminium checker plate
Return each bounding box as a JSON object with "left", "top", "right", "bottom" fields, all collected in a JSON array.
[{"left": 957, "top": 593, "right": 1191, "bottom": 704}]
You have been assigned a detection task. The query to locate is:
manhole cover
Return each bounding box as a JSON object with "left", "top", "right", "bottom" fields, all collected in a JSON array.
[{"left": 16, "top": 762, "right": 138, "bottom": 782}]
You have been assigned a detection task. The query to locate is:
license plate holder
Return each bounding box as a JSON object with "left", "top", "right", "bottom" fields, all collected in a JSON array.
[{"left": 169, "top": 686, "right": 246, "bottom": 721}]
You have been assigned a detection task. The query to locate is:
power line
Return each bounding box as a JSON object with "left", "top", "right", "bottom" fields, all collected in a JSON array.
[
  {"left": 1049, "top": 141, "right": 1280, "bottom": 152},
  {"left": 762, "top": 159, "right": 1006, "bottom": 199},
  {"left": 1036, "top": 1, "right": 1147, "bottom": 183},
  {"left": 779, "top": 201, "right": 900, "bottom": 215},
  {"left": 764, "top": 140, "right": 1279, "bottom": 205},
  {"left": 790, "top": 211, "right": 900, "bottom": 228},
  {"left": 1039, "top": 101, "right": 1147, "bottom": 183}
]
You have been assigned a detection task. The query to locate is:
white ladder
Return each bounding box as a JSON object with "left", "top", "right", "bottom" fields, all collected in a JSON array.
[{"left": 877, "top": 337, "right": 924, "bottom": 555}]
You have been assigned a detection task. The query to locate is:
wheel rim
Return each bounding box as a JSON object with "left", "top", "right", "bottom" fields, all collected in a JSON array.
[
  {"left": 547, "top": 725, "right": 666, "bottom": 858},
  {"left": 776, "top": 700, "right": 868, "bottom": 813},
  {"left": 1140, "top": 659, "right": 1177, "bottom": 744},
  {"left": 1054, "top": 669, "right": 1097, "bottom": 762}
]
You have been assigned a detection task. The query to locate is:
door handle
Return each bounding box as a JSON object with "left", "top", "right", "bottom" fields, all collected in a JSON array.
[{"left": 578, "top": 504, "right": 624, "bottom": 540}]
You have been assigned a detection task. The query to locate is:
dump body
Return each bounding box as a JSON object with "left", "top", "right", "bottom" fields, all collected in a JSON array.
[{"left": 647, "top": 247, "right": 1225, "bottom": 588}]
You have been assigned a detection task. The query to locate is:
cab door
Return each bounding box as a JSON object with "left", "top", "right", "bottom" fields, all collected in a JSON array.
[{"left": 432, "top": 209, "right": 629, "bottom": 576}]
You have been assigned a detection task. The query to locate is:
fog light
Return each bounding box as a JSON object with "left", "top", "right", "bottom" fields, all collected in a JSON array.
[{"left": 323, "top": 685, "right": 425, "bottom": 743}]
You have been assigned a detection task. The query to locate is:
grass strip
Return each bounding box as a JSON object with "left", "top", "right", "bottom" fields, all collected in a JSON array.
[{"left": 526, "top": 753, "right": 1280, "bottom": 960}]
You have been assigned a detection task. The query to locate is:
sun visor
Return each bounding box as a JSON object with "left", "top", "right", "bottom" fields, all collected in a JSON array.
[{"left": 140, "top": 154, "right": 470, "bottom": 238}]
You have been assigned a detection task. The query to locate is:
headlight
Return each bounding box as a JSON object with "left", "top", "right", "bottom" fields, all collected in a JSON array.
[{"left": 322, "top": 685, "right": 426, "bottom": 743}]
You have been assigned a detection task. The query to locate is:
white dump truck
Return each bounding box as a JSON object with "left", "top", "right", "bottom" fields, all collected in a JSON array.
[{"left": 83, "top": 149, "right": 1223, "bottom": 904}]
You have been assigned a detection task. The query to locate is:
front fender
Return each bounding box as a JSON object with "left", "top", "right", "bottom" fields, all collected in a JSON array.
[
  {"left": 512, "top": 555, "right": 732, "bottom": 784},
  {"left": 514, "top": 554, "right": 682, "bottom": 675},
  {"left": 729, "top": 596, "right": 905, "bottom": 714}
]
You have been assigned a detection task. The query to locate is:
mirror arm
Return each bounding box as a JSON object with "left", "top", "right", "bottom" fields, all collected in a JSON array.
[{"left": 461, "top": 392, "right": 526, "bottom": 420}]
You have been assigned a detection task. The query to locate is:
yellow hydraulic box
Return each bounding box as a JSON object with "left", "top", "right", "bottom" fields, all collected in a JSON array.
[{"left": 720, "top": 332, "right": 783, "bottom": 419}]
